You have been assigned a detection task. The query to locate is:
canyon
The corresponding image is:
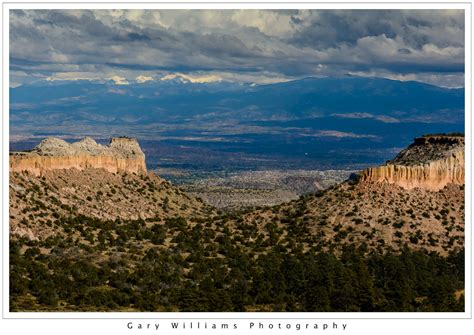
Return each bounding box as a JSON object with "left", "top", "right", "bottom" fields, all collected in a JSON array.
[
  {"left": 9, "top": 133, "right": 465, "bottom": 312},
  {"left": 9, "top": 134, "right": 465, "bottom": 253}
]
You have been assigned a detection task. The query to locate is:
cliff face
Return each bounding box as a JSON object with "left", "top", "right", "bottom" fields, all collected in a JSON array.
[
  {"left": 10, "top": 137, "right": 146, "bottom": 176},
  {"left": 360, "top": 136, "right": 464, "bottom": 191}
]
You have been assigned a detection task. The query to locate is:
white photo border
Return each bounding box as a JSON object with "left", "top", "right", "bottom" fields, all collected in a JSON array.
[{"left": 1, "top": 1, "right": 472, "bottom": 332}]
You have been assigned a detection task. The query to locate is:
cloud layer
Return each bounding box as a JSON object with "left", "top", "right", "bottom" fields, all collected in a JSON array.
[{"left": 10, "top": 9, "right": 465, "bottom": 87}]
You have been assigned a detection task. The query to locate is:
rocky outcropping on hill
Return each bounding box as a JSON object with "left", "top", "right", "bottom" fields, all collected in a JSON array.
[
  {"left": 360, "top": 135, "right": 464, "bottom": 191},
  {"left": 10, "top": 137, "right": 147, "bottom": 176},
  {"left": 225, "top": 135, "right": 465, "bottom": 255},
  {"left": 8, "top": 133, "right": 465, "bottom": 254}
]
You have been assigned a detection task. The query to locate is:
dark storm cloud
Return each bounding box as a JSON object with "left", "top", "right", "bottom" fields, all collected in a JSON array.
[
  {"left": 289, "top": 10, "right": 464, "bottom": 49},
  {"left": 289, "top": 11, "right": 397, "bottom": 49},
  {"left": 9, "top": 9, "right": 465, "bottom": 87},
  {"left": 125, "top": 32, "right": 151, "bottom": 41}
]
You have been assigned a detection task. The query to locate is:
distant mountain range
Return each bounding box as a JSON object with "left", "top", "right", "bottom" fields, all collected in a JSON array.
[
  {"left": 11, "top": 76, "right": 464, "bottom": 124},
  {"left": 10, "top": 76, "right": 464, "bottom": 171}
]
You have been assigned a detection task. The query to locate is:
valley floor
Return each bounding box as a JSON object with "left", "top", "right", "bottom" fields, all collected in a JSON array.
[{"left": 158, "top": 168, "right": 353, "bottom": 209}]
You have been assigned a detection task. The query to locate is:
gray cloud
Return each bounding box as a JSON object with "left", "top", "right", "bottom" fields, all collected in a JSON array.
[
  {"left": 9, "top": 9, "right": 465, "bottom": 87},
  {"left": 288, "top": 10, "right": 464, "bottom": 49}
]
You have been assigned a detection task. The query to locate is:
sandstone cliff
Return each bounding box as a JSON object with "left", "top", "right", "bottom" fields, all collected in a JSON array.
[
  {"left": 10, "top": 137, "right": 146, "bottom": 176},
  {"left": 360, "top": 135, "right": 464, "bottom": 191}
]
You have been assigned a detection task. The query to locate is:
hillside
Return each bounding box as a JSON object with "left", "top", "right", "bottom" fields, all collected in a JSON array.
[
  {"left": 232, "top": 135, "right": 464, "bottom": 255},
  {"left": 236, "top": 180, "right": 463, "bottom": 256},
  {"left": 9, "top": 135, "right": 465, "bottom": 312},
  {"left": 9, "top": 137, "right": 211, "bottom": 241}
]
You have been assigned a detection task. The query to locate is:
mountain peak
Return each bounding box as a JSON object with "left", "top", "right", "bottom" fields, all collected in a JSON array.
[{"left": 160, "top": 72, "right": 222, "bottom": 84}]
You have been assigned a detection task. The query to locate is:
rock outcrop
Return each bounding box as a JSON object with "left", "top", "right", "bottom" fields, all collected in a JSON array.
[
  {"left": 10, "top": 137, "right": 146, "bottom": 176},
  {"left": 360, "top": 135, "right": 464, "bottom": 191}
]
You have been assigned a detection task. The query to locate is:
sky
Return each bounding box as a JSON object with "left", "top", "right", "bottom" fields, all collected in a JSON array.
[{"left": 9, "top": 9, "right": 465, "bottom": 88}]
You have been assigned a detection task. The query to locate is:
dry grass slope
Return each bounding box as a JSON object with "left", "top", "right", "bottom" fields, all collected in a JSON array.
[{"left": 10, "top": 169, "right": 212, "bottom": 241}]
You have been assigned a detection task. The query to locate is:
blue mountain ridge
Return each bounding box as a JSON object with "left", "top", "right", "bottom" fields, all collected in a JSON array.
[{"left": 10, "top": 76, "right": 464, "bottom": 171}]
